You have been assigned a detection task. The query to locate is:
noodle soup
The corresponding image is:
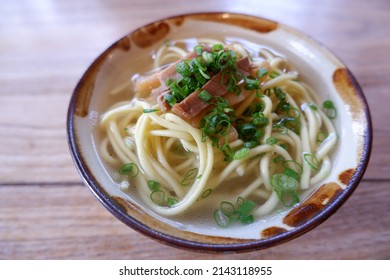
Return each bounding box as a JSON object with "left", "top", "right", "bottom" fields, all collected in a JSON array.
[
  {"left": 68, "top": 13, "right": 371, "bottom": 250},
  {"left": 96, "top": 38, "right": 338, "bottom": 230}
]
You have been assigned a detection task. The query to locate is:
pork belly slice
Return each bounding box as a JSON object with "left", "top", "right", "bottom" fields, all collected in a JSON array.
[{"left": 172, "top": 57, "right": 251, "bottom": 120}]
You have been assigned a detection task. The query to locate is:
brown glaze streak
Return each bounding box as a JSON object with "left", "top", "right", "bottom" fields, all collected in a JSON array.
[
  {"left": 187, "top": 13, "right": 278, "bottom": 33},
  {"left": 131, "top": 22, "right": 170, "bottom": 48},
  {"left": 339, "top": 168, "right": 356, "bottom": 185},
  {"left": 113, "top": 196, "right": 258, "bottom": 245},
  {"left": 284, "top": 182, "right": 343, "bottom": 228},
  {"left": 333, "top": 68, "right": 365, "bottom": 122},
  {"left": 261, "top": 226, "right": 288, "bottom": 239},
  {"left": 333, "top": 67, "right": 369, "bottom": 161},
  {"left": 73, "top": 35, "right": 131, "bottom": 117},
  {"left": 172, "top": 16, "right": 185, "bottom": 26}
]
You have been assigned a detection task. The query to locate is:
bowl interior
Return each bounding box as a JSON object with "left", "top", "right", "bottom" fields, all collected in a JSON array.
[{"left": 68, "top": 13, "right": 372, "bottom": 252}]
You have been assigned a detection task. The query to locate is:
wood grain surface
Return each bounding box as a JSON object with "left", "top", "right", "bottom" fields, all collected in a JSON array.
[{"left": 1, "top": 0, "right": 389, "bottom": 259}]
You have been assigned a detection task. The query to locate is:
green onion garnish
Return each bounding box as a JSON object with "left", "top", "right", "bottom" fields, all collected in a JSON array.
[
  {"left": 287, "top": 107, "right": 301, "bottom": 119},
  {"left": 236, "top": 200, "right": 255, "bottom": 224},
  {"left": 274, "top": 86, "right": 286, "bottom": 100},
  {"left": 118, "top": 163, "right": 139, "bottom": 177},
  {"left": 269, "top": 71, "right": 280, "bottom": 79},
  {"left": 147, "top": 180, "right": 161, "bottom": 191},
  {"left": 317, "top": 131, "right": 328, "bottom": 143},
  {"left": 244, "top": 76, "right": 260, "bottom": 91},
  {"left": 283, "top": 160, "right": 303, "bottom": 174},
  {"left": 150, "top": 190, "right": 165, "bottom": 206},
  {"left": 143, "top": 108, "right": 158, "bottom": 113},
  {"left": 273, "top": 155, "right": 284, "bottom": 163},
  {"left": 309, "top": 103, "right": 318, "bottom": 111},
  {"left": 266, "top": 137, "right": 277, "bottom": 145},
  {"left": 233, "top": 147, "right": 250, "bottom": 160},
  {"left": 323, "top": 100, "right": 337, "bottom": 119},
  {"left": 211, "top": 44, "right": 224, "bottom": 53},
  {"left": 303, "top": 153, "right": 320, "bottom": 171},
  {"left": 166, "top": 197, "right": 178, "bottom": 207},
  {"left": 214, "top": 197, "right": 256, "bottom": 227},
  {"left": 270, "top": 173, "right": 300, "bottom": 207},
  {"left": 283, "top": 168, "right": 300, "bottom": 181},
  {"left": 194, "top": 45, "right": 204, "bottom": 55},
  {"left": 220, "top": 201, "right": 235, "bottom": 216},
  {"left": 257, "top": 67, "right": 269, "bottom": 78},
  {"left": 197, "top": 89, "right": 212, "bottom": 103},
  {"left": 202, "top": 51, "right": 214, "bottom": 64},
  {"left": 201, "top": 189, "right": 212, "bottom": 198},
  {"left": 181, "top": 168, "right": 198, "bottom": 186}
]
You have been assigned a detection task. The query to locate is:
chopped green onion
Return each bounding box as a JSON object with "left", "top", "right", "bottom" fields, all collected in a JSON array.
[
  {"left": 251, "top": 112, "right": 269, "bottom": 127},
  {"left": 303, "top": 153, "right": 320, "bottom": 171},
  {"left": 194, "top": 45, "right": 204, "bottom": 55},
  {"left": 309, "top": 103, "right": 318, "bottom": 111},
  {"left": 214, "top": 197, "right": 256, "bottom": 227},
  {"left": 202, "top": 51, "right": 214, "bottom": 64},
  {"left": 166, "top": 197, "right": 178, "bottom": 207},
  {"left": 143, "top": 108, "right": 158, "bottom": 113},
  {"left": 181, "top": 168, "right": 198, "bottom": 186},
  {"left": 283, "top": 160, "right": 303, "bottom": 174},
  {"left": 274, "top": 86, "right": 286, "bottom": 100},
  {"left": 270, "top": 173, "right": 300, "bottom": 207},
  {"left": 201, "top": 189, "right": 212, "bottom": 198},
  {"left": 323, "top": 100, "right": 337, "bottom": 119},
  {"left": 317, "top": 131, "right": 328, "bottom": 143},
  {"left": 283, "top": 168, "right": 300, "bottom": 181},
  {"left": 197, "top": 89, "right": 212, "bottom": 103},
  {"left": 272, "top": 124, "right": 288, "bottom": 134},
  {"left": 244, "top": 76, "right": 260, "bottom": 91},
  {"left": 257, "top": 67, "right": 269, "bottom": 78},
  {"left": 220, "top": 201, "right": 235, "bottom": 216},
  {"left": 212, "top": 44, "right": 224, "bottom": 53},
  {"left": 273, "top": 155, "right": 284, "bottom": 163},
  {"left": 150, "top": 190, "right": 165, "bottom": 206},
  {"left": 147, "top": 180, "right": 161, "bottom": 191},
  {"left": 236, "top": 200, "right": 255, "bottom": 224},
  {"left": 164, "top": 92, "right": 177, "bottom": 106},
  {"left": 233, "top": 147, "right": 250, "bottom": 160},
  {"left": 269, "top": 71, "right": 280, "bottom": 79},
  {"left": 279, "top": 143, "right": 288, "bottom": 151},
  {"left": 119, "top": 163, "right": 139, "bottom": 177},
  {"left": 176, "top": 60, "right": 193, "bottom": 76},
  {"left": 287, "top": 107, "right": 301, "bottom": 119},
  {"left": 266, "top": 137, "right": 278, "bottom": 145},
  {"left": 236, "top": 196, "right": 245, "bottom": 206}
]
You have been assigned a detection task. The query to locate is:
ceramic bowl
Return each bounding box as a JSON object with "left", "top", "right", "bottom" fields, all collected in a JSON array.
[{"left": 67, "top": 12, "right": 372, "bottom": 252}]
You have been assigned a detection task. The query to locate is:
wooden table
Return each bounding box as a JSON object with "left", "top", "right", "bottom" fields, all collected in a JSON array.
[{"left": 1, "top": 0, "right": 389, "bottom": 259}]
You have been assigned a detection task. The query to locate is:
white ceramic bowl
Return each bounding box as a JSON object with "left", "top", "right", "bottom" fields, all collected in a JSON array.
[{"left": 67, "top": 12, "right": 372, "bottom": 252}]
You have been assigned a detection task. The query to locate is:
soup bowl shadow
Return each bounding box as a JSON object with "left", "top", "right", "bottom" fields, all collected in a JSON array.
[{"left": 67, "top": 12, "right": 372, "bottom": 253}]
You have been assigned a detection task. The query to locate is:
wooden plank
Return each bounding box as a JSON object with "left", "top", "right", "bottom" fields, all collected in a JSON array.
[
  {"left": 1, "top": 0, "right": 389, "bottom": 262},
  {"left": 0, "top": 181, "right": 388, "bottom": 259}
]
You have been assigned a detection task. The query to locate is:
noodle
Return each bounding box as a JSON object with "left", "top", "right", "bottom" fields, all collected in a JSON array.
[{"left": 97, "top": 38, "right": 338, "bottom": 226}]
